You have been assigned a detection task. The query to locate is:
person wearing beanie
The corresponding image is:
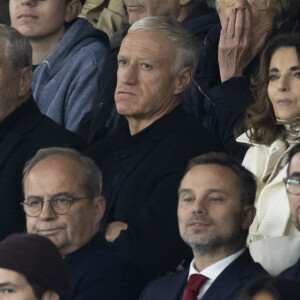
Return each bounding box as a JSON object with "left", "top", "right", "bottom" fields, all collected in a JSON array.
[
  {"left": 0, "top": 233, "right": 68, "bottom": 300},
  {"left": 9, "top": 0, "right": 109, "bottom": 133}
]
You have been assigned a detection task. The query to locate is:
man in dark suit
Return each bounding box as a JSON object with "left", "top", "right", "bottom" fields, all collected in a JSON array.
[
  {"left": 141, "top": 152, "right": 268, "bottom": 300},
  {"left": 86, "top": 17, "right": 221, "bottom": 289},
  {"left": 280, "top": 144, "right": 300, "bottom": 281},
  {"left": 23, "top": 148, "right": 140, "bottom": 299},
  {"left": 0, "top": 24, "right": 83, "bottom": 240}
]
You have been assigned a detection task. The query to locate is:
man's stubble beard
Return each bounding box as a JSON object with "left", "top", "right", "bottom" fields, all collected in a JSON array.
[{"left": 181, "top": 212, "right": 246, "bottom": 256}]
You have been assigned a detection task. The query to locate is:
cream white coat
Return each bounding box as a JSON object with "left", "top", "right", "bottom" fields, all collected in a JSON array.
[{"left": 237, "top": 133, "right": 300, "bottom": 274}]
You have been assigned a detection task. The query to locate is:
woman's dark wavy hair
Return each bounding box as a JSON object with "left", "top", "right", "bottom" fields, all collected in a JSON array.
[{"left": 239, "top": 33, "right": 300, "bottom": 146}]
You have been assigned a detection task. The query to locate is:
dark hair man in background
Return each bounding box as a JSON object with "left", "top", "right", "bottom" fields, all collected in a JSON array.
[{"left": 141, "top": 152, "right": 267, "bottom": 300}]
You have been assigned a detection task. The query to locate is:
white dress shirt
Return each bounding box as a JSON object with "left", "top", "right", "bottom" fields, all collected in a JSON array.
[{"left": 187, "top": 248, "right": 245, "bottom": 299}]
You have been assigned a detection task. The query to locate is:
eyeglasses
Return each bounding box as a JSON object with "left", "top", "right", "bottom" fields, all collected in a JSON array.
[
  {"left": 217, "top": 0, "right": 270, "bottom": 9},
  {"left": 283, "top": 177, "right": 300, "bottom": 195},
  {"left": 21, "top": 195, "right": 90, "bottom": 217}
]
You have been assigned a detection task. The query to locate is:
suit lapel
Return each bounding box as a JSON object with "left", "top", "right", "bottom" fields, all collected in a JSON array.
[
  {"left": 167, "top": 269, "right": 189, "bottom": 300},
  {"left": 201, "top": 250, "right": 258, "bottom": 300}
]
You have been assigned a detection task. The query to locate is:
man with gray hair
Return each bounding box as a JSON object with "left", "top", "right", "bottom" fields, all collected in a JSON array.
[
  {"left": 23, "top": 147, "right": 140, "bottom": 299},
  {"left": 0, "top": 24, "right": 82, "bottom": 241},
  {"left": 87, "top": 16, "right": 221, "bottom": 286},
  {"left": 78, "top": 0, "right": 219, "bottom": 142}
]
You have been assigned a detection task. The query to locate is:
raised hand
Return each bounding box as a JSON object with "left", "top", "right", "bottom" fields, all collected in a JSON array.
[{"left": 218, "top": 8, "right": 252, "bottom": 82}]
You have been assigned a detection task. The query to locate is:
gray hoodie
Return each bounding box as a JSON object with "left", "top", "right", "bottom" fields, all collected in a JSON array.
[{"left": 32, "top": 18, "right": 109, "bottom": 132}]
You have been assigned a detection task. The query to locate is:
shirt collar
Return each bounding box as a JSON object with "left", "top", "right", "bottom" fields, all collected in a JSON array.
[{"left": 188, "top": 248, "right": 245, "bottom": 281}]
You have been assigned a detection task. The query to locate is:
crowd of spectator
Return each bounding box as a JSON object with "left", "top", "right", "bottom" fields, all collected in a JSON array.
[{"left": 0, "top": 0, "right": 300, "bottom": 299}]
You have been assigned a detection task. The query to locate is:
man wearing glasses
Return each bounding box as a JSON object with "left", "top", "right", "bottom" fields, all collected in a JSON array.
[
  {"left": 281, "top": 144, "right": 300, "bottom": 281},
  {"left": 21, "top": 147, "right": 140, "bottom": 300}
]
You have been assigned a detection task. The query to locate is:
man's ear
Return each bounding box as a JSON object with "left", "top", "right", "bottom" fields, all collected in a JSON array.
[
  {"left": 18, "top": 66, "right": 32, "bottom": 99},
  {"left": 241, "top": 205, "right": 256, "bottom": 230},
  {"left": 65, "top": 0, "right": 82, "bottom": 23},
  {"left": 93, "top": 196, "right": 106, "bottom": 223},
  {"left": 174, "top": 67, "right": 192, "bottom": 95},
  {"left": 41, "top": 290, "right": 60, "bottom": 300}
]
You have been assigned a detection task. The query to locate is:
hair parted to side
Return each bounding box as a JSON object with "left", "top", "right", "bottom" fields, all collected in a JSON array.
[
  {"left": 185, "top": 152, "right": 257, "bottom": 206},
  {"left": 128, "top": 16, "right": 201, "bottom": 76},
  {"left": 238, "top": 33, "right": 300, "bottom": 146},
  {"left": 0, "top": 24, "right": 32, "bottom": 69},
  {"left": 23, "top": 147, "right": 103, "bottom": 197}
]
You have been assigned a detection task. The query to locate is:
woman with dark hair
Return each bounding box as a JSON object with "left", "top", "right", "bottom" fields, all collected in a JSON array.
[
  {"left": 236, "top": 33, "right": 300, "bottom": 275},
  {"left": 197, "top": 0, "right": 300, "bottom": 160},
  {"left": 237, "top": 277, "right": 300, "bottom": 300}
]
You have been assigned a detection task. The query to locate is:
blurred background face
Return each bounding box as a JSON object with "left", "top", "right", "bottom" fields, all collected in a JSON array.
[
  {"left": 124, "top": 0, "right": 181, "bottom": 25},
  {"left": 217, "top": 0, "right": 274, "bottom": 37},
  {"left": 9, "top": 0, "right": 70, "bottom": 40},
  {"left": 268, "top": 47, "right": 300, "bottom": 120},
  {"left": 0, "top": 268, "right": 37, "bottom": 300}
]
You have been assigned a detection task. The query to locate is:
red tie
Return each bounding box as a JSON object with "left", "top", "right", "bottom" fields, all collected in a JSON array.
[{"left": 182, "top": 274, "right": 208, "bottom": 300}]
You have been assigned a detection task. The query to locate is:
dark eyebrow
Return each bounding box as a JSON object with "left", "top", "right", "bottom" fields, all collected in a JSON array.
[
  {"left": 178, "top": 188, "right": 192, "bottom": 195},
  {"left": 0, "top": 282, "right": 18, "bottom": 288},
  {"left": 26, "top": 192, "right": 74, "bottom": 200},
  {"left": 290, "top": 66, "right": 300, "bottom": 71},
  {"left": 178, "top": 188, "right": 228, "bottom": 196},
  {"left": 205, "top": 188, "right": 228, "bottom": 195},
  {"left": 51, "top": 192, "right": 74, "bottom": 198},
  {"left": 289, "top": 172, "right": 300, "bottom": 177},
  {"left": 269, "top": 66, "right": 300, "bottom": 73}
]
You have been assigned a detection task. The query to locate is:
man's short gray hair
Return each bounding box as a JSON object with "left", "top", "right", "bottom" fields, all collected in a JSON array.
[
  {"left": 0, "top": 24, "right": 32, "bottom": 69},
  {"left": 23, "top": 148, "right": 102, "bottom": 197},
  {"left": 129, "top": 16, "right": 200, "bottom": 76}
]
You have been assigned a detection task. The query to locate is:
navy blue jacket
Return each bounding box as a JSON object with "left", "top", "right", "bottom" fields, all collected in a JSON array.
[
  {"left": 280, "top": 257, "right": 300, "bottom": 282},
  {"left": 64, "top": 232, "right": 142, "bottom": 300},
  {"left": 140, "top": 249, "right": 268, "bottom": 300}
]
